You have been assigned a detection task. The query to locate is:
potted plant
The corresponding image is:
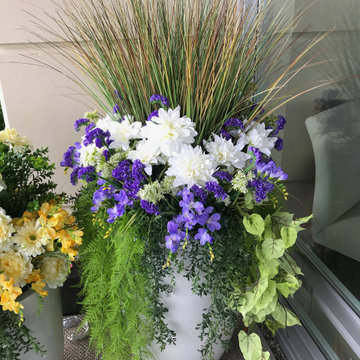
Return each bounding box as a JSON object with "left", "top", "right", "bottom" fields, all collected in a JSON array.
[
  {"left": 0, "top": 128, "right": 83, "bottom": 360},
  {"left": 38, "top": 0, "right": 324, "bottom": 359}
]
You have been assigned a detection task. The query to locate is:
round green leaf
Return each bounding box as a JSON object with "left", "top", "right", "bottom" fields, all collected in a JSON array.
[
  {"left": 243, "top": 214, "right": 265, "bottom": 237},
  {"left": 281, "top": 226, "right": 298, "bottom": 248}
]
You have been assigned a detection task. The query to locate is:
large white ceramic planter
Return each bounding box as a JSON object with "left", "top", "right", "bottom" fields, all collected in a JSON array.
[
  {"left": 19, "top": 288, "right": 64, "bottom": 360},
  {"left": 150, "top": 270, "right": 230, "bottom": 360}
]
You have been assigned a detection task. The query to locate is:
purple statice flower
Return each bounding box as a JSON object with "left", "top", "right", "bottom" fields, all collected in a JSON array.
[
  {"left": 213, "top": 171, "right": 233, "bottom": 182},
  {"left": 140, "top": 200, "right": 160, "bottom": 215},
  {"left": 191, "top": 185, "right": 208, "bottom": 203},
  {"left": 219, "top": 129, "right": 231, "bottom": 140},
  {"left": 248, "top": 178, "right": 274, "bottom": 203},
  {"left": 83, "top": 128, "right": 112, "bottom": 148},
  {"left": 276, "top": 115, "right": 286, "bottom": 130},
  {"left": 102, "top": 149, "right": 110, "bottom": 161},
  {"left": 113, "top": 104, "right": 120, "bottom": 114},
  {"left": 149, "top": 94, "right": 169, "bottom": 107},
  {"left": 194, "top": 228, "right": 213, "bottom": 246},
  {"left": 77, "top": 166, "right": 96, "bottom": 183},
  {"left": 205, "top": 181, "right": 228, "bottom": 200},
  {"left": 274, "top": 137, "right": 284, "bottom": 151},
  {"left": 112, "top": 160, "right": 132, "bottom": 182},
  {"left": 70, "top": 168, "right": 80, "bottom": 186},
  {"left": 132, "top": 160, "right": 146, "bottom": 183},
  {"left": 223, "top": 118, "right": 245, "bottom": 130},
  {"left": 74, "top": 118, "right": 90, "bottom": 132},
  {"left": 147, "top": 110, "right": 159, "bottom": 122},
  {"left": 61, "top": 146, "right": 77, "bottom": 168},
  {"left": 85, "top": 122, "right": 96, "bottom": 134}
]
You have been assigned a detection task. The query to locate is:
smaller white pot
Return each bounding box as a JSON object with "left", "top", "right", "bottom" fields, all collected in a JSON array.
[
  {"left": 150, "top": 270, "right": 231, "bottom": 360},
  {"left": 19, "top": 288, "right": 64, "bottom": 360}
]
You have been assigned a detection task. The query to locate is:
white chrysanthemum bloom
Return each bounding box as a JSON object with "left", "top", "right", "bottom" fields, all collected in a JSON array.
[
  {"left": 97, "top": 115, "right": 142, "bottom": 151},
  {"left": 127, "top": 140, "right": 164, "bottom": 175},
  {"left": 0, "top": 128, "right": 32, "bottom": 148},
  {"left": 245, "top": 123, "right": 276, "bottom": 156},
  {"left": 0, "top": 207, "right": 14, "bottom": 252},
  {"left": 40, "top": 254, "right": 70, "bottom": 289},
  {"left": 13, "top": 220, "right": 49, "bottom": 258},
  {"left": 166, "top": 145, "right": 217, "bottom": 188},
  {"left": 0, "top": 174, "right": 7, "bottom": 192},
  {"left": 140, "top": 106, "right": 197, "bottom": 157},
  {"left": 204, "top": 134, "right": 251, "bottom": 173},
  {"left": 78, "top": 143, "right": 104, "bottom": 167},
  {"left": 0, "top": 250, "right": 33, "bottom": 285}
]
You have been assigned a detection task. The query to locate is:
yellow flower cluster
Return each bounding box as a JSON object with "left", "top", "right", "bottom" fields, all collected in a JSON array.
[
  {"left": 0, "top": 274, "right": 23, "bottom": 314},
  {"left": 0, "top": 201, "right": 83, "bottom": 315}
]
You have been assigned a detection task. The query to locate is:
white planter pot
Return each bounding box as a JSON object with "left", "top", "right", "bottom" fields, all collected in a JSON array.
[
  {"left": 19, "top": 288, "right": 64, "bottom": 360},
  {"left": 150, "top": 270, "right": 230, "bottom": 360}
]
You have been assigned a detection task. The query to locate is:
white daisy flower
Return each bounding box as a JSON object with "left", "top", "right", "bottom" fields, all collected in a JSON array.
[
  {"left": 204, "top": 134, "right": 251, "bottom": 173},
  {"left": 166, "top": 145, "right": 217, "bottom": 188},
  {"left": 97, "top": 115, "right": 142, "bottom": 151},
  {"left": 127, "top": 139, "right": 165, "bottom": 175},
  {"left": 13, "top": 220, "right": 50, "bottom": 258},
  {"left": 0, "top": 207, "right": 14, "bottom": 252},
  {"left": 245, "top": 122, "right": 276, "bottom": 156},
  {"left": 140, "top": 106, "right": 197, "bottom": 157}
]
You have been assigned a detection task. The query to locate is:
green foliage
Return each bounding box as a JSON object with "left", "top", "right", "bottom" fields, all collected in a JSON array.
[
  {"left": 0, "top": 145, "right": 58, "bottom": 217},
  {"left": 0, "top": 311, "right": 45, "bottom": 360},
  {"left": 0, "top": 103, "right": 4, "bottom": 131},
  {"left": 238, "top": 331, "right": 270, "bottom": 360}
]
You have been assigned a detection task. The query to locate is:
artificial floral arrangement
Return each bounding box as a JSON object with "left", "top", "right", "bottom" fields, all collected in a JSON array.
[
  {"left": 36, "top": 0, "right": 325, "bottom": 359},
  {"left": 0, "top": 128, "right": 83, "bottom": 360}
]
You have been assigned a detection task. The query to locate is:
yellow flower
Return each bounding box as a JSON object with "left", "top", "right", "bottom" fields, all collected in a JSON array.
[
  {"left": 0, "top": 250, "right": 33, "bottom": 285},
  {"left": 0, "top": 128, "right": 31, "bottom": 148},
  {"left": 0, "top": 207, "right": 15, "bottom": 252},
  {"left": 0, "top": 274, "right": 23, "bottom": 314},
  {"left": 13, "top": 220, "right": 50, "bottom": 257},
  {"left": 25, "top": 269, "right": 48, "bottom": 297}
]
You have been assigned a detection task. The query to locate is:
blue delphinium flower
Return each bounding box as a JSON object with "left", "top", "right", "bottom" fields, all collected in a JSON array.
[
  {"left": 194, "top": 228, "right": 213, "bottom": 245},
  {"left": 149, "top": 94, "right": 169, "bottom": 107}
]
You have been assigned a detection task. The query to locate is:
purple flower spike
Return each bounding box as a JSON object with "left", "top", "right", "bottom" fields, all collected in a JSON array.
[
  {"left": 165, "top": 233, "right": 182, "bottom": 253},
  {"left": 206, "top": 213, "right": 221, "bottom": 232},
  {"left": 107, "top": 204, "right": 125, "bottom": 223},
  {"left": 149, "top": 94, "right": 169, "bottom": 107},
  {"left": 194, "top": 228, "right": 213, "bottom": 246}
]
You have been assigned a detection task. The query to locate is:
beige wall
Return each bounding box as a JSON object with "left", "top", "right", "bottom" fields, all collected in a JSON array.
[{"left": 0, "top": 0, "right": 94, "bottom": 194}]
